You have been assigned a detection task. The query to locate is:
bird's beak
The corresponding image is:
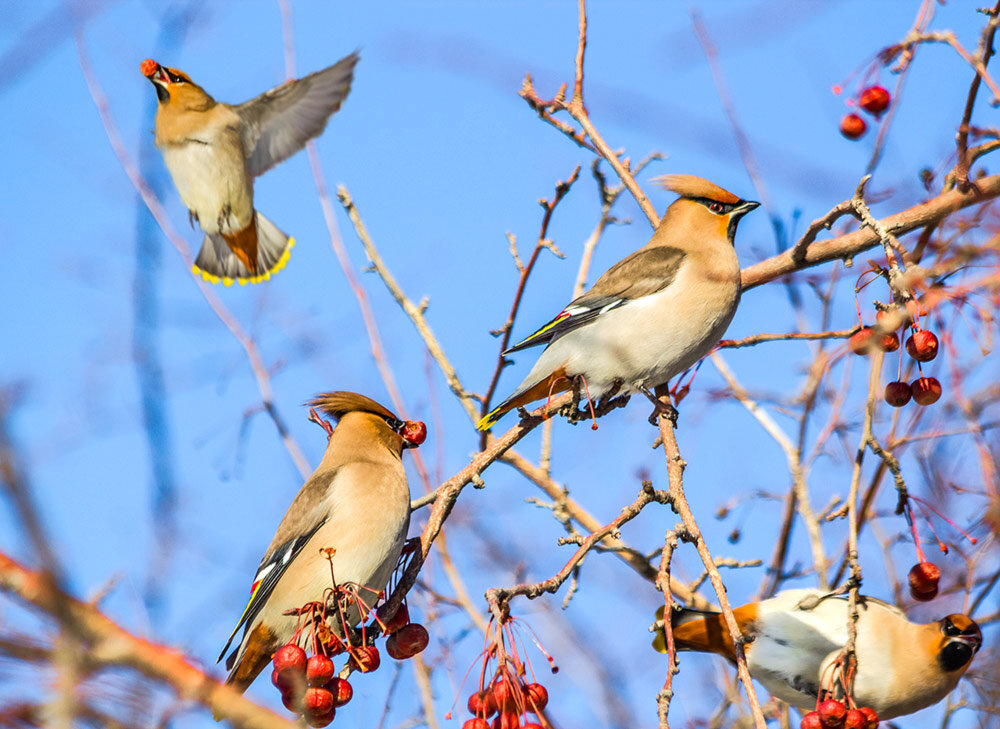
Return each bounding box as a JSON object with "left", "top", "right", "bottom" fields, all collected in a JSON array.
[
  {"left": 957, "top": 631, "right": 983, "bottom": 652},
  {"left": 141, "top": 59, "right": 171, "bottom": 101},
  {"left": 735, "top": 200, "right": 760, "bottom": 216}
]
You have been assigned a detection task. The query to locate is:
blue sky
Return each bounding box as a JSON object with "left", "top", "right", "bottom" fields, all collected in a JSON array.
[{"left": 1, "top": 2, "right": 996, "bottom": 728}]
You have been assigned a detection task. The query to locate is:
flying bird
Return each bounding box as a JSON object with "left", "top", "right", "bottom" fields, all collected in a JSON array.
[
  {"left": 218, "top": 392, "right": 425, "bottom": 692},
  {"left": 141, "top": 53, "right": 358, "bottom": 285},
  {"left": 478, "top": 175, "right": 758, "bottom": 430},
  {"left": 653, "top": 588, "right": 982, "bottom": 719}
]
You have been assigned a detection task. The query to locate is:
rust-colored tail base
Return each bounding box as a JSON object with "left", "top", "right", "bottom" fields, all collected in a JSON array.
[{"left": 477, "top": 368, "right": 570, "bottom": 431}]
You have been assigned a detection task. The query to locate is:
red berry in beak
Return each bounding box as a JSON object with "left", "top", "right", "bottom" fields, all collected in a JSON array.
[
  {"left": 859, "top": 85, "right": 891, "bottom": 116},
  {"left": 909, "top": 561, "right": 941, "bottom": 601},
  {"left": 403, "top": 420, "right": 427, "bottom": 447},
  {"left": 140, "top": 59, "right": 159, "bottom": 77},
  {"left": 840, "top": 114, "right": 867, "bottom": 140},
  {"left": 911, "top": 377, "right": 942, "bottom": 406},
  {"left": 883, "top": 381, "right": 912, "bottom": 407}
]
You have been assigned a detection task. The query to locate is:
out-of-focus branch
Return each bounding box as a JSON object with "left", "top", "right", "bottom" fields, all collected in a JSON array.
[
  {"left": 718, "top": 327, "right": 859, "bottom": 349},
  {"left": 740, "top": 174, "right": 1000, "bottom": 289},
  {"left": 0, "top": 551, "right": 298, "bottom": 729}
]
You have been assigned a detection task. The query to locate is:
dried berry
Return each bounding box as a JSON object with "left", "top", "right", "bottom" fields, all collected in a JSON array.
[
  {"left": 859, "top": 86, "right": 891, "bottom": 116},
  {"left": 844, "top": 709, "right": 867, "bottom": 729},
  {"left": 818, "top": 699, "right": 847, "bottom": 728},
  {"left": 328, "top": 677, "right": 353, "bottom": 707},
  {"left": 905, "top": 330, "right": 938, "bottom": 362},
  {"left": 303, "top": 687, "right": 335, "bottom": 718},
  {"left": 909, "top": 561, "right": 941, "bottom": 601},
  {"left": 840, "top": 114, "right": 867, "bottom": 140},
  {"left": 849, "top": 328, "right": 876, "bottom": 355},
  {"left": 382, "top": 603, "right": 410, "bottom": 635},
  {"left": 349, "top": 645, "right": 381, "bottom": 673},
  {"left": 273, "top": 644, "right": 307, "bottom": 674},
  {"left": 306, "top": 655, "right": 335, "bottom": 687},
  {"left": 911, "top": 377, "right": 942, "bottom": 406},
  {"left": 523, "top": 683, "right": 548, "bottom": 713},
  {"left": 884, "top": 381, "right": 912, "bottom": 408},
  {"left": 858, "top": 707, "right": 879, "bottom": 729},
  {"left": 801, "top": 712, "right": 823, "bottom": 729},
  {"left": 468, "top": 689, "right": 498, "bottom": 718}
]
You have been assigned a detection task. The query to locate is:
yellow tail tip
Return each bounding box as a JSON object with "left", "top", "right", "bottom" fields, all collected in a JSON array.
[
  {"left": 476, "top": 410, "right": 502, "bottom": 432},
  {"left": 191, "top": 237, "right": 296, "bottom": 286}
]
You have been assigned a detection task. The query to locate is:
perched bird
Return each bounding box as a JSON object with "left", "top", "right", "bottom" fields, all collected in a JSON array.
[
  {"left": 217, "top": 392, "right": 425, "bottom": 692},
  {"left": 141, "top": 53, "right": 359, "bottom": 285},
  {"left": 477, "top": 175, "right": 758, "bottom": 431},
  {"left": 652, "top": 588, "right": 982, "bottom": 719}
]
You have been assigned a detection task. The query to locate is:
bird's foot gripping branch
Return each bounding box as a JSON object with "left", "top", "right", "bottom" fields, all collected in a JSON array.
[{"left": 270, "top": 551, "right": 429, "bottom": 728}]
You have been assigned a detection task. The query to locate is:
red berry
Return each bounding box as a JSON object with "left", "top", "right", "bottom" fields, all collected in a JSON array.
[
  {"left": 273, "top": 644, "right": 307, "bottom": 674},
  {"left": 402, "top": 420, "right": 427, "bottom": 446},
  {"left": 303, "top": 687, "right": 335, "bottom": 718},
  {"left": 491, "top": 713, "right": 520, "bottom": 729},
  {"left": 818, "top": 699, "right": 847, "bottom": 728},
  {"left": 281, "top": 687, "right": 304, "bottom": 713},
  {"left": 911, "top": 377, "right": 942, "bottom": 406},
  {"left": 883, "top": 381, "right": 911, "bottom": 407},
  {"left": 801, "top": 712, "right": 823, "bottom": 729},
  {"left": 523, "top": 725, "right": 544, "bottom": 729},
  {"left": 840, "top": 114, "right": 867, "bottom": 140},
  {"left": 880, "top": 332, "right": 899, "bottom": 352},
  {"left": 140, "top": 59, "right": 158, "bottom": 77},
  {"left": 858, "top": 707, "right": 879, "bottom": 729},
  {"left": 468, "top": 690, "right": 498, "bottom": 718},
  {"left": 849, "top": 328, "right": 876, "bottom": 355},
  {"left": 463, "top": 720, "right": 491, "bottom": 729},
  {"left": 492, "top": 677, "right": 520, "bottom": 713},
  {"left": 382, "top": 603, "right": 410, "bottom": 635},
  {"left": 909, "top": 561, "right": 941, "bottom": 600},
  {"left": 905, "top": 330, "right": 938, "bottom": 362},
  {"left": 327, "top": 677, "right": 353, "bottom": 707},
  {"left": 844, "top": 709, "right": 867, "bottom": 729},
  {"left": 306, "top": 654, "right": 335, "bottom": 687},
  {"left": 523, "top": 683, "right": 548, "bottom": 713},
  {"left": 386, "top": 623, "right": 429, "bottom": 660},
  {"left": 859, "top": 86, "right": 891, "bottom": 116},
  {"left": 349, "top": 645, "right": 380, "bottom": 673},
  {"left": 306, "top": 707, "right": 336, "bottom": 728}
]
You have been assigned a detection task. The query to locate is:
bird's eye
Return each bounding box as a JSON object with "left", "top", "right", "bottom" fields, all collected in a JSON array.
[
  {"left": 709, "top": 202, "right": 723, "bottom": 214},
  {"left": 385, "top": 417, "right": 405, "bottom": 433},
  {"left": 943, "top": 619, "right": 960, "bottom": 636},
  {"left": 167, "top": 69, "right": 187, "bottom": 84}
]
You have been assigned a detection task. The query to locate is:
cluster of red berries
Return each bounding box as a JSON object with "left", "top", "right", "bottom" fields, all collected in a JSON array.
[
  {"left": 801, "top": 699, "right": 879, "bottom": 729},
  {"left": 840, "top": 85, "right": 891, "bottom": 140},
  {"left": 908, "top": 561, "right": 941, "bottom": 602},
  {"left": 271, "top": 645, "right": 353, "bottom": 728},
  {"left": 381, "top": 604, "right": 430, "bottom": 660},
  {"left": 849, "top": 314, "right": 942, "bottom": 408},
  {"left": 462, "top": 673, "right": 549, "bottom": 729}
]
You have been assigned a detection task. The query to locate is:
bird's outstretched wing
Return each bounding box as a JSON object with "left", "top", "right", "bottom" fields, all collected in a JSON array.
[
  {"left": 505, "top": 246, "right": 686, "bottom": 354},
  {"left": 237, "top": 52, "right": 359, "bottom": 178}
]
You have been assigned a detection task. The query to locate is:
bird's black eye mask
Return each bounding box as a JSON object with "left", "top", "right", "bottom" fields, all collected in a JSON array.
[
  {"left": 385, "top": 416, "right": 406, "bottom": 434},
  {"left": 692, "top": 197, "right": 737, "bottom": 215}
]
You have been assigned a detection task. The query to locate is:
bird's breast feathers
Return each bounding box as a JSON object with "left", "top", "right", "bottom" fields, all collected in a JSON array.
[{"left": 160, "top": 138, "right": 253, "bottom": 234}]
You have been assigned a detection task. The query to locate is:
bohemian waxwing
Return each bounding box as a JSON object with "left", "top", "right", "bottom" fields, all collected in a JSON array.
[
  {"left": 477, "top": 175, "right": 758, "bottom": 430},
  {"left": 217, "top": 392, "right": 425, "bottom": 693},
  {"left": 652, "top": 588, "right": 983, "bottom": 719},
  {"left": 140, "top": 53, "right": 358, "bottom": 285}
]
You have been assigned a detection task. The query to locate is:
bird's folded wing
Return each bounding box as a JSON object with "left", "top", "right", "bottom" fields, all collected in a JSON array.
[
  {"left": 218, "top": 520, "right": 326, "bottom": 665},
  {"left": 237, "top": 52, "right": 359, "bottom": 178},
  {"left": 504, "top": 246, "right": 686, "bottom": 354}
]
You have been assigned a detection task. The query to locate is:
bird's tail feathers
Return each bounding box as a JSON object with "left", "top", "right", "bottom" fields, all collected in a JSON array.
[
  {"left": 476, "top": 370, "right": 571, "bottom": 431},
  {"left": 193, "top": 211, "right": 294, "bottom": 286}
]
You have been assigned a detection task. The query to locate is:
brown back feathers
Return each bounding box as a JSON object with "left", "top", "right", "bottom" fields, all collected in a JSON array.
[
  {"left": 308, "top": 391, "right": 398, "bottom": 423},
  {"left": 654, "top": 174, "right": 741, "bottom": 205}
]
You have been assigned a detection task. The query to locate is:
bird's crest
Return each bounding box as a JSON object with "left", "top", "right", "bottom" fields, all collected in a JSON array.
[
  {"left": 653, "top": 174, "right": 741, "bottom": 205},
  {"left": 308, "top": 391, "right": 398, "bottom": 422}
]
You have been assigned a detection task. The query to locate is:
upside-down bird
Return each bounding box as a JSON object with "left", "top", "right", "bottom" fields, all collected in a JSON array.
[
  {"left": 653, "top": 588, "right": 982, "bottom": 719},
  {"left": 477, "top": 175, "right": 758, "bottom": 430},
  {"left": 141, "top": 53, "right": 358, "bottom": 285},
  {"left": 218, "top": 392, "right": 425, "bottom": 692}
]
